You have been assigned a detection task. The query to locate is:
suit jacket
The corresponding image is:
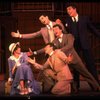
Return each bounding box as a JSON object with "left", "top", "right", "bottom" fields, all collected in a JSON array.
[
  {"left": 52, "top": 34, "right": 82, "bottom": 64},
  {"left": 34, "top": 50, "right": 73, "bottom": 81},
  {"left": 65, "top": 16, "right": 100, "bottom": 49}
]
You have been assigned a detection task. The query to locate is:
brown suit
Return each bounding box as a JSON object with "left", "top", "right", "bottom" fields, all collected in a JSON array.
[
  {"left": 52, "top": 34, "right": 100, "bottom": 91},
  {"left": 34, "top": 50, "right": 73, "bottom": 95}
]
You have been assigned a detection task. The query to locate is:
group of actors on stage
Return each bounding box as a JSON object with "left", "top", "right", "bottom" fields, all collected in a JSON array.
[{"left": 7, "top": 4, "right": 100, "bottom": 96}]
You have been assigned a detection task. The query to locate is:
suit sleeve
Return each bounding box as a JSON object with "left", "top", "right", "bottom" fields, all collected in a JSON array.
[
  {"left": 61, "top": 34, "right": 74, "bottom": 53},
  {"left": 21, "top": 29, "right": 42, "bottom": 39}
]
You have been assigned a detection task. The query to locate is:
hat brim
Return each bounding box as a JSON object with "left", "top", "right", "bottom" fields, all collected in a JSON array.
[{"left": 11, "top": 42, "right": 20, "bottom": 55}]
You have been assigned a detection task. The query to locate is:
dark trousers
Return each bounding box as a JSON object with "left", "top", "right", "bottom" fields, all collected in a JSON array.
[
  {"left": 74, "top": 48, "right": 99, "bottom": 89},
  {"left": 82, "top": 49, "right": 99, "bottom": 82}
]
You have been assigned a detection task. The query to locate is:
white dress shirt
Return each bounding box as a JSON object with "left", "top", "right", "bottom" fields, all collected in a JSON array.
[
  {"left": 72, "top": 14, "right": 79, "bottom": 22},
  {"left": 58, "top": 34, "right": 63, "bottom": 43}
]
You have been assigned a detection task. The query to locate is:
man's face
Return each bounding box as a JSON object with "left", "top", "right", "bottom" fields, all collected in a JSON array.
[
  {"left": 53, "top": 26, "right": 62, "bottom": 38},
  {"left": 39, "top": 15, "right": 49, "bottom": 25},
  {"left": 66, "top": 6, "right": 76, "bottom": 17},
  {"left": 44, "top": 45, "right": 52, "bottom": 54}
]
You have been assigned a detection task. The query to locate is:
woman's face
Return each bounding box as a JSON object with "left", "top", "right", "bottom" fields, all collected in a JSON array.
[{"left": 14, "top": 47, "right": 21, "bottom": 55}]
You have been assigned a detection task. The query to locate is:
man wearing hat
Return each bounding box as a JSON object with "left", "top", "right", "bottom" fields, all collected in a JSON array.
[{"left": 8, "top": 42, "right": 41, "bottom": 95}]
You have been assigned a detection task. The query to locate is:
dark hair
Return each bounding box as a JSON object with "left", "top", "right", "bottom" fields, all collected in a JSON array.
[
  {"left": 66, "top": 3, "right": 77, "bottom": 9},
  {"left": 65, "top": 3, "right": 79, "bottom": 14},
  {"left": 53, "top": 24, "right": 62, "bottom": 30},
  {"left": 45, "top": 43, "right": 57, "bottom": 50}
]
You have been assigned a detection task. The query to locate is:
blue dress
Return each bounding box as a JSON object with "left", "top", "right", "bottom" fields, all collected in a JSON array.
[{"left": 8, "top": 52, "right": 41, "bottom": 95}]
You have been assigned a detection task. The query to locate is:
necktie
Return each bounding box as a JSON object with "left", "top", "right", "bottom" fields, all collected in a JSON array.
[
  {"left": 48, "top": 26, "right": 55, "bottom": 42},
  {"left": 74, "top": 17, "right": 76, "bottom": 22}
]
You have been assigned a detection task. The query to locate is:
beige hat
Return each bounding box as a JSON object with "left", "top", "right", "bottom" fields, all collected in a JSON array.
[{"left": 9, "top": 42, "right": 20, "bottom": 54}]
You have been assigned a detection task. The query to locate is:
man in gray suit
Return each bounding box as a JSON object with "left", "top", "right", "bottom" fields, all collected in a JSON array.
[
  {"left": 52, "top": 24, "right": 100, "bottom": 92},
  {"left": 11, "top": 15, "right": 66, "bottom": 55}
]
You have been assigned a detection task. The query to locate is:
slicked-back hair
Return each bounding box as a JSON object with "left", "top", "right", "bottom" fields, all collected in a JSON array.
[
  {"left": 45, "top": 43, "right": 57, "bottom": 50},
  {"left": 66, "top": 3, "right": 78, "bottom": 13},
  {"left": 66, "top": 3, "right": 77, "bottom": 9},
  {"left": 53, "top": 24, "right": 62, "bottom": 30}
]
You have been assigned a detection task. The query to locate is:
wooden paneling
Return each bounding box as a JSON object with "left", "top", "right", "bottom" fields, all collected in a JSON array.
[{"left": 12, "top": 2, "right": 53, "bottom": 11}]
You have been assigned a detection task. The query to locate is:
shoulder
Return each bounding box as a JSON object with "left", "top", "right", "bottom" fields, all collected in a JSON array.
[
  {"left": 8, "top": 56, "right": 14, "bottom": 60},
  {"left": 54, "top": 50, "right": 65, "bottom": 58},
  {"left": 79, "top": 15, "right": 90, "bottom": 20},
  {"left": 64, "top": 33, "right": 73, "bottom": 38},
  {"left": 21, "top": 52, "right": 28, "bottom": 57},
  {"left": 41, "top": 27, "right": 47, "bottom": 30}
]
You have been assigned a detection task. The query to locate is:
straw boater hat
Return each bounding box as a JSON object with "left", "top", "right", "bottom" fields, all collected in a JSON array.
[{"left": 9, "top": 42, "right": 20, "bottom": 54}]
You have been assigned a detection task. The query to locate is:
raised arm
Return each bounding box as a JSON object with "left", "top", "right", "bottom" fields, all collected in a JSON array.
[
  {"left": 11, "top": 29, "right": 42, "bottom": 39},
  {"left": 27, "top": 57, "right": 50, "bottom": 70}
]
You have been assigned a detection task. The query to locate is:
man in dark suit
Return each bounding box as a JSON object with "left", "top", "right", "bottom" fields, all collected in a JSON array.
[
  {"left": 52, "top": 24, "right": 100, "bottom": 92},
  {"left": 65, "top": 4, "right": 100, "bottom": 90}
]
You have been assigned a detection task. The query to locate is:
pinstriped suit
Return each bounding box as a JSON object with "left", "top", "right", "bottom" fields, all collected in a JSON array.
[{"left": 52, "top": 33, "right": 100, "bottom": 91}]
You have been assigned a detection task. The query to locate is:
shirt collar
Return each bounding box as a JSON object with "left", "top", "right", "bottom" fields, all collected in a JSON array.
[
  {"left": 46, "top": 21, "right": 53, "bottom": 29},
  {"left": 59, "top": 34, "right": 63, "bottom": 38},
  {"left": 72, "top": 14, "right": 78, "bottom": 22}
]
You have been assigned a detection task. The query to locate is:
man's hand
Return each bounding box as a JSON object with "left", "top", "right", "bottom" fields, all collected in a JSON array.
[
  {"left": 27, "top": 57, "right": 41, "bottom": 69},
  {"left": 27, "top": 48, "right": 33, "bottom": 56},
  {"left": 11, "top": 30, "right": 21, "bottom": 38},
  {"left": 27, "top": 57, "right": 36, "bottom": 64},
  {"left": 67, "top": 53, "right": 73, "bottom": 64}
]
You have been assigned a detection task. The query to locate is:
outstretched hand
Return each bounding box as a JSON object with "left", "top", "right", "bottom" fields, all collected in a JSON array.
[
  {"left": 27, "top": 57, "right": 42, "bottom": 69},
  {"left": 11, "top": 30, "right": 20, "bottom": 38},
  {"left": 26, "top": 48, "right": 33, "bottom": 56},
  {"left": 27, "top": 57, "right": 36, "bottom": 64}
]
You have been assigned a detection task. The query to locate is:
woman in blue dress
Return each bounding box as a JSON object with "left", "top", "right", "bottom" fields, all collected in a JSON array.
[{"left": 8, "top": 42, "right": 41, "bottom": 95}]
